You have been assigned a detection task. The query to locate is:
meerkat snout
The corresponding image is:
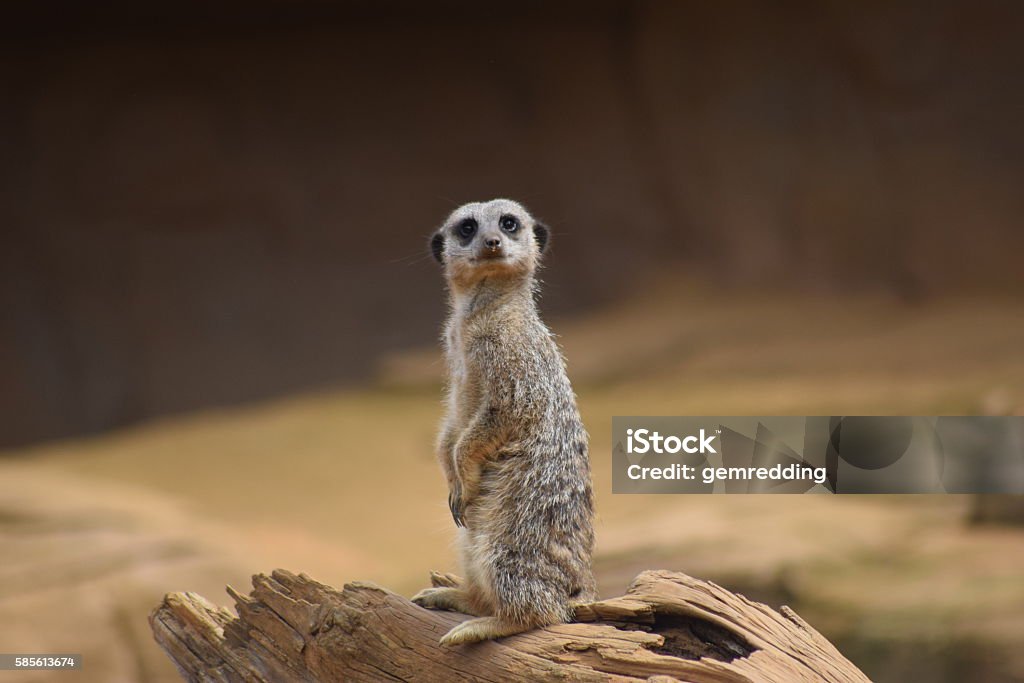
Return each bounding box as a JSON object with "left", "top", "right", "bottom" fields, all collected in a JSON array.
[
  {"left": 482, "top": 235, "right": 501, "bottom": 253},
  {"left": 476, "top": 227, "right": 505, "bottom": 260}
]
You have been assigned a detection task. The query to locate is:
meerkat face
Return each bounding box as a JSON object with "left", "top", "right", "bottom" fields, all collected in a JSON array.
[{"left": 430, "top": 199, "right": 549, "bottom": 288}]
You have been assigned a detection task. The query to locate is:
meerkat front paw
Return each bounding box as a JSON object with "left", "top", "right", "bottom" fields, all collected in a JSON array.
[{"left": 439, "top": 616, "right": 527, "bottom": 647}]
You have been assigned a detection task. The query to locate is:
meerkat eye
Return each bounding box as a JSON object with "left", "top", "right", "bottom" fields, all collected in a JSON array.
[
  {"left": 499, "top": 215, "right": 520, "bottom": 233},
  {"left": 456, "top": 219, "right": 478, "bottom": 239}
]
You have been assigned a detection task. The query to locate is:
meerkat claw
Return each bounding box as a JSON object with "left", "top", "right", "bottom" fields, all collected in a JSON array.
[
  {"left": 448, "top": 492, "right": 460, "bottom": 527},
  {"left": 449, "top": 490, "right": 466, "bottom": 527}
]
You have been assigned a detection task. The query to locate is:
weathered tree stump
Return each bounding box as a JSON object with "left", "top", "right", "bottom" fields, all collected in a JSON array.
[{"left": 149, "top": 569, "right": 869, "bottom": 682}]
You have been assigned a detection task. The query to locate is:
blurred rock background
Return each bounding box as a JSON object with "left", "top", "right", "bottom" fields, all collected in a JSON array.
[{"left": 1, "top": 2, "right": 1022, "bottom": 682}]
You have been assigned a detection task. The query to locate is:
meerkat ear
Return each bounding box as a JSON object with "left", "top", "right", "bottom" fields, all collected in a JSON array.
[
  {"left": 430, "top": 232, "right": 445, "bottom": 263},
  {"left": 533, "top": 222, "right": 550, "bottom": 254}
]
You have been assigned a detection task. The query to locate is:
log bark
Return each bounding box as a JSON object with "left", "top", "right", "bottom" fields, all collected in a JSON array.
[{"left": 149, "top": 569, "right": 869, "bottom": 683}]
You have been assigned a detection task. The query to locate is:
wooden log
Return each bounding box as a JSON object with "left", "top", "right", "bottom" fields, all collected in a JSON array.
[{"left": 149, "top": 569, "right": 869, "bottom": 682}]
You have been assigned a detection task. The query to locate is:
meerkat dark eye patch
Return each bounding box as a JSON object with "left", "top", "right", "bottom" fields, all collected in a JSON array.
[
  {"left": 455, "top": 218, "right": 478, "bottom": 241},
  {"left": 430, "top": 232, "right": 445, "bottom": 263},
  {"left": 533, "top": 222, "right": 550, "bottom": 253},
  {"left": 499, "top": 215, "right": 520, "bottom": 233}
]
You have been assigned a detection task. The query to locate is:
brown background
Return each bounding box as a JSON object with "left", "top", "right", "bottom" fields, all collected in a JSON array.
[
  {"left": 3, "top": 0, "right": 1023, "bottom": 447},
  {"left": 2, "top": 5, "right": 1024, "bottom": 682}
]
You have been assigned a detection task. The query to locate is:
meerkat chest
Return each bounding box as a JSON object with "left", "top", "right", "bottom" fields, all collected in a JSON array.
[
  {"left": 445, "top": 325, "right": 466, "bottom": 379},
  {"left": 445, "top": 321, "right": 488, "bottom": 418}
]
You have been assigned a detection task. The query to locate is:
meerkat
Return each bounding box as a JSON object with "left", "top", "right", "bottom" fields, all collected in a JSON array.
[{"left": 411, "top": 198, "right": 597, "bottom": 646}]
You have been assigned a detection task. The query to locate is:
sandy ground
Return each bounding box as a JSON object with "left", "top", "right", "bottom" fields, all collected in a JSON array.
[{"left": 3, "top": 284, "right": 1023, "bottom": 682}]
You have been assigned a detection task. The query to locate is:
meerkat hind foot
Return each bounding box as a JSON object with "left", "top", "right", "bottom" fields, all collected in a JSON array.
[
  {"left": 429, "top": 571, "right": 463, "bottom": 588},
  {"left": 411, "top": 587, "right": 477, "bottom": 614},
  {"left": 439, "top": 616, "right": 528, "bottom": 647}
]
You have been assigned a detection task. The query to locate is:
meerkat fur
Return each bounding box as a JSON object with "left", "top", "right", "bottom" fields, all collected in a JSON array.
[{"left": 411, "top": 199, "right": 597, "bottom": 646}]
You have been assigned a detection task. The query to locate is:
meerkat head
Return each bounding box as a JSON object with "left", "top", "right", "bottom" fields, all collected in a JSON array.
[{"left": 430, "top": 199, "right": 550, "bottom": 290}]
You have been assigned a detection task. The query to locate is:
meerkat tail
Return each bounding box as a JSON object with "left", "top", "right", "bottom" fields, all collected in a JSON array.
[{"left": 438, "top": 616, "right": 528, "bottom": 647}]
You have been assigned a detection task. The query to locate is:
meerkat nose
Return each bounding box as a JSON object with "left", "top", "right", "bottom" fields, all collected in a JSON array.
[{"left": 484, "top": 237, "right": 501, "bottom": 251}]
